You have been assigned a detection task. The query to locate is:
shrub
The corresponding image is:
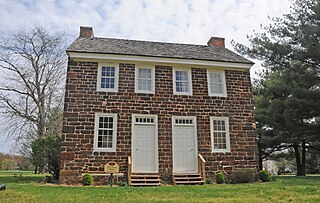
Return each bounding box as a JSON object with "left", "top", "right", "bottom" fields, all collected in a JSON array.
[
  {"left": 31, "top": 135, "right": 61, "bottom": 180},
  {"left": 215, "top": 172, "right": 225, "bottom": 184},
  {"left": 82, "top": 173, "right": 93, "bottom": 186},
  {"left": 117, "top": 181, "right": 128, "bottom": 187},
  {"left": 259, "top": 170, "right": 271, "bottom": 182},
  {"left": 229, "top": 169, "right": 255, "bottom": 184},
  {"left": 205, "top": 178, "right": 213, "bottom": 184}
]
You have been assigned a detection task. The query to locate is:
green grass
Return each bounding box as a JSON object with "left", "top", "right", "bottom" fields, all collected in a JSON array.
[
  {"left": 0, "top": 175, "right": 319, "bottom": 203},
  {"left": 0, "top": 170, "right": 34, "bottom": 176}
]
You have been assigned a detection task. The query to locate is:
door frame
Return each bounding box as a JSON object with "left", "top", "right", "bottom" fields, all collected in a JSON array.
[
  {"left": 131, "top": 114, "right": 158, "bottom": 173},
  {"left": 172, "top": 116, "right": 198, "bottom": 174}
]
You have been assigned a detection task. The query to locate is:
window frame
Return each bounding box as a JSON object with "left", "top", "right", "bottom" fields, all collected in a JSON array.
[
  {"left": 207, "top": 70, "right": 227, "bottom": 97},
  {"left": 97, "top": 63, "right": 119, "bottom": 92},
  {"left": 210, "top": 116, "right": 230, "bottom": 153},
  {"left": 93, "top": 113, "right": 117, "bottom": 152},
  {"left": 173, "top": 67, "right": 193, "bottom": 95},
  {"left": 135, "top": 65, "right": 155, "bottom": 94}
]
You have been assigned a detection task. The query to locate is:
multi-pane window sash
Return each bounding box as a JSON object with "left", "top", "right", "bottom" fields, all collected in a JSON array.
[
  {"left": 137, "top": 68, "right": 152, "bottom": 91},
  {"left": 208, "top": 71, "right": 226, "bottom": 96},
  {"left": 94, "top": 114, "right": 117, "bottom": 152},
  {"left": 101, "top": 66, "right": 116, "bottom": 89},
  {"left": 175, "top": 119, "right": 193, "bottom": 125},
  {"left": 175, "top": 70, "right": 190, "bottom": 93},
  {"left": 211, "top": 117, "right": 230, "bottom": 152}
]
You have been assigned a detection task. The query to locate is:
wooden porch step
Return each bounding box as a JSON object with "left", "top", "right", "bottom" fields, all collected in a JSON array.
[
  {"left": 173, "top": 173, "right": 204, "bottom": 185},
  {"left": 130, "top": 174, "right": 161, "bottom": 186},
  {"left": 174, "top": 177, "right": 203, "bottom": 181},
  {"left": 173, "top": 173, "right": 202, "bottom": 177},
  {"left": 131, "top": 179, "right": 161, "bottom": 184},
  {"left": 130, "top": 183, "right": 161, "bottom": 186},
  {"left": 131, "top": 174, "right": 160, "bottom": 178},
  {"left": 174, "top": 180, "right": 205, "bottom": 185},
  {"left": 131, "top": 178, "right": 160, "bottom": 182}
]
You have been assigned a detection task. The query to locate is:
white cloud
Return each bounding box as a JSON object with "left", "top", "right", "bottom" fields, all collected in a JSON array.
[
  {"left": 0, "top": 0, "right": 292, "bottom": 153},
  {"left": 0, "top": 0, "right": 291, "bottom": 45}
]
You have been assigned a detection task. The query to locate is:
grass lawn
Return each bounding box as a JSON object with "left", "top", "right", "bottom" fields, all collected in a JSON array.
[
  {"left": 0, "top": 170, "right": 34, "bottom": 176},
  {"left": 0, "top": 175, "right": 319, "bottom": 203}
]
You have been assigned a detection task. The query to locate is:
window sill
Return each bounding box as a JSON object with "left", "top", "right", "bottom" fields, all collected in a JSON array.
[
  {"left": 208, "top": 94, "right": 227, "bottom": 97},
  {"left": 135, "top": 91, "right": 155, "bottom": 94},
  {"left": 211, "top": 149, "right": 231, "bottom": 153},
  {"left": 96, "top": 88, "right": 118, "bottom": 92},
  {"left": 173, "top": 92, "right": 193, "bottom": 96},
  {"left": 93, "top": 149, "right": 116, "bottom": 153}
]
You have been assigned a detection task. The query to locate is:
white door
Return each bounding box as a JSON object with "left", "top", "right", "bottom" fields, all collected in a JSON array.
[
  {"left": 132, "top": 115, "right": 158, "bottom": 173},
  {"left": 172, "top": 116, "right": 198, "bottom": 173}
]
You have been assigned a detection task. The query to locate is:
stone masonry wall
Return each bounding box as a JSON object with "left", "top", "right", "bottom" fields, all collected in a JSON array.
[{"left": 59, "top": 59, "right": 258, "bottom": 185}]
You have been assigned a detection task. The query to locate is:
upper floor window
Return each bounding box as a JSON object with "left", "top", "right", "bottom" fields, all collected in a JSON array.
[
  {"left": 97, "top": 64, "right": 119, "bottom": 92},
  {"left": 173, "top": 68, "right": 192, "bottom": 95},
  {"left": 210, "top": 117, "right": 230, "bottom": 152},
  {"left": 135, "top": 66, "right": 155, "bottom": 94},
  {"left": 94, "top": 113, "right": 117, "bottom": 152},
  {"left": 207, "top": 71, "right": 226, "bottom": 97}
]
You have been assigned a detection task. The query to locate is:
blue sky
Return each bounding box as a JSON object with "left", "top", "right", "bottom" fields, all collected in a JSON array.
[{"left": 0, "top": 0, "right": 291, "bottom": 153}]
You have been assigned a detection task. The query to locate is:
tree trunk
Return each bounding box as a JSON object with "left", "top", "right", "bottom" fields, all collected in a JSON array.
[
  {"left": 258, "top": 146, "right": 263, "bottom": 171},
  {"left": 294, "top": 143, "right": 306, "bottom": 176},
  {"left": 301, "top": 141, "right": 306, "bottom": 176},
  {"left": 34, "top": 166, "right": 38, "bottom": 174}
]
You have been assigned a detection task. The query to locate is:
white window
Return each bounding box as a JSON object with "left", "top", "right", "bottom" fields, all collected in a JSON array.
[
  {"left": 135, "top": 66, "right": 155, "bottom": 93},
  {"left": 97, "top": 64, "right": 119, "bottom": 92},
  {"left": 207, "top": 71, "right": 226, "bottom": 97},
  {"left": 210, "top": 117, "right": 230, "bottom": 152},
  {"left": 135, "top": 117, "right": 155, "bottom": 124},
  {"left": 174, "top": 118, "right": 193, "bottom": 125},
  {"left": 94, "top": 113, "right": 117, "bottom": 152},
  {"left": 173, "top": 68, "right": 192, "bottom": 95}
]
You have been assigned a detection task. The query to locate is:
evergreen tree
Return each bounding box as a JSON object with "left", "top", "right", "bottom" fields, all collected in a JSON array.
[
  {"left": 233, "top": 0, "right": 320, "bottom": 175},
  {"left": 31, "top": 135, "right": 61, "bottom": 179}
]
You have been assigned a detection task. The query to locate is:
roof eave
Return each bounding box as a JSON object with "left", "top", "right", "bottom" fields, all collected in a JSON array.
[{"left": 67, "top": 51, "right": 254, "bottom": 69}]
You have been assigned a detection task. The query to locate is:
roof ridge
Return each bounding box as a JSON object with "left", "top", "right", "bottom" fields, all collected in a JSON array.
[{"left": 86, "top": 36, "right": 213, "bottom": 48}]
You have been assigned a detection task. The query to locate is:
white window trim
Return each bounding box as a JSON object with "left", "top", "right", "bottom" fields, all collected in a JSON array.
[
  {"left": 93, "top": 113, "right": 117, "bottom": 152},
  {"left": 135, "top": 65, "right": 155, "bottom": 94},
  {"left": 207, "top": 70, "right": 227, "bottom": 97},
  {"left": 173, "top": 67, "right": 193, "bottom": 95},
  {"left": 210, "top": 116, "right": 230, "bottom": 153},
  {"left": 97, "top": 63, "right": 119, "bottom": 92}
]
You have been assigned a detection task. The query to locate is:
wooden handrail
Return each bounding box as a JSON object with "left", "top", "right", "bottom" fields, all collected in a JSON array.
[
  {"left": 128, "top": 156, "right": 132, "bottom": 186},
  {"left": 198, "top": 154, "right": 206, "bottom": 163},
  {"left": 198, "top": 154, "right": 206, "bottom": 181}
]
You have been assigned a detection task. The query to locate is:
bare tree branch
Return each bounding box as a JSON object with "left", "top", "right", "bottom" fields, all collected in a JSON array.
[{"left": 0, "top": 27, "right": 68, "bottom": 152}]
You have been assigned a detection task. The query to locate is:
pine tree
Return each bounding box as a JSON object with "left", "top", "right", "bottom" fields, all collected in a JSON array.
[{"left": 233, "top": 0, "right": 320, "bottom": 175}]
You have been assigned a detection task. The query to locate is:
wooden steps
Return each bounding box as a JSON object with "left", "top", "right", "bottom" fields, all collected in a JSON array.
[
  {"left": 130, "top": 174, "right": 161, "bottom": 186},
  {"left": 173, "top": 173, "right": 204, "bottom": 185}
]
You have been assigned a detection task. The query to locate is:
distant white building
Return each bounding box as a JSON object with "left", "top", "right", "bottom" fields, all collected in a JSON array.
[{"left": 262, "top": 160, "right": 278, "bottom": 174}]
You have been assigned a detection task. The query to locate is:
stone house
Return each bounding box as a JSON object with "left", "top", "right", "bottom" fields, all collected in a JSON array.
[{"left": 59, "top": 26, "right": 258, "bottom": 186}]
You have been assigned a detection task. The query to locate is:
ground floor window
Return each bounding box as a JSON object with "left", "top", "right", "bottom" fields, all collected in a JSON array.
[
  {"left": 94, "top": 113, "right": 117, "bottom": 152},
  {"left": 210, "top": 117, "right": 230, "bottom": 152}
]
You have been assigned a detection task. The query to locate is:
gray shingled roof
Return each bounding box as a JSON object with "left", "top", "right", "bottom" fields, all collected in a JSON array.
[{"left": 67, "top": 37, "right": 253, "bottom": 64}]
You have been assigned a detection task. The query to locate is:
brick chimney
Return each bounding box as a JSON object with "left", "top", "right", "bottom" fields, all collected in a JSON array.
[
  {"left": 207, "top": 37, "right": 225, "bottom": 47},
  {"left": 79, "top": 26, "right": 94, "bottom": 38}
]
